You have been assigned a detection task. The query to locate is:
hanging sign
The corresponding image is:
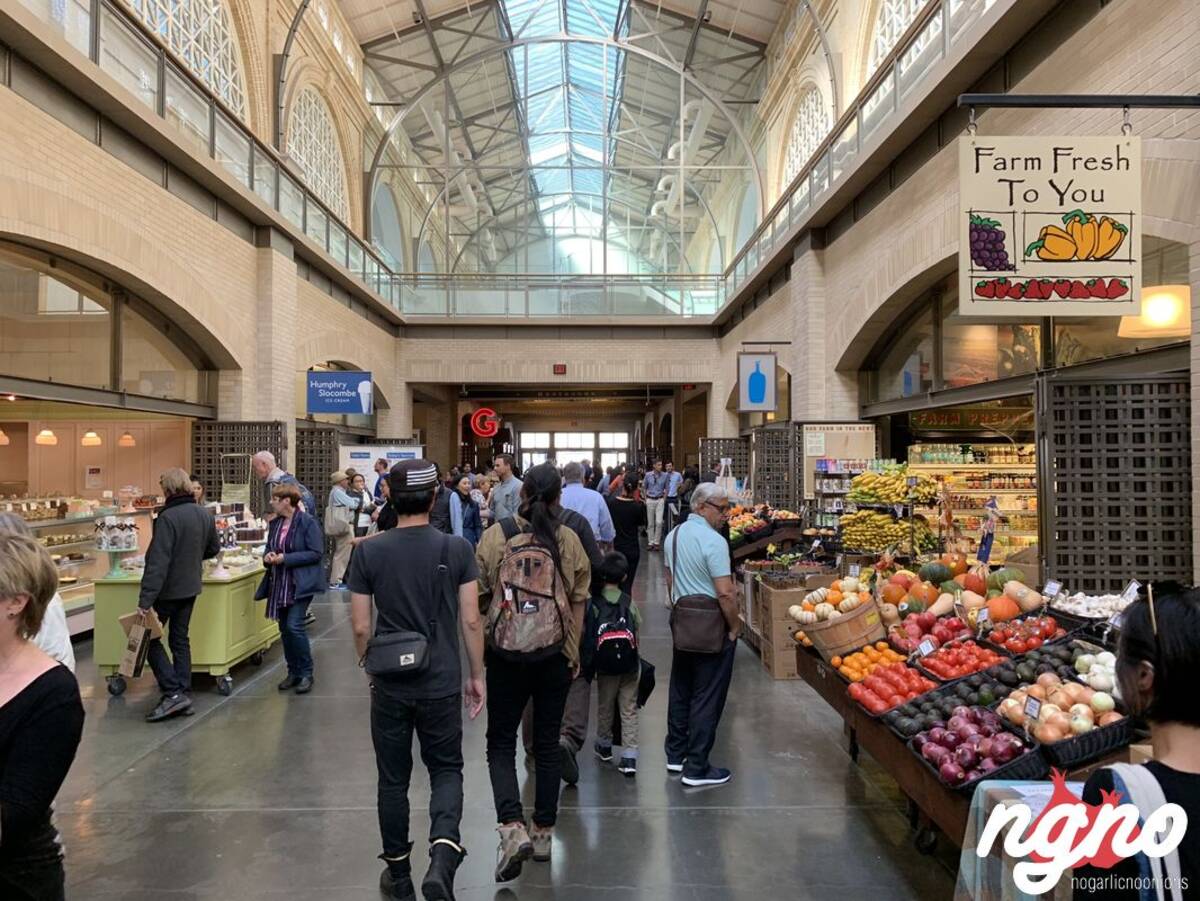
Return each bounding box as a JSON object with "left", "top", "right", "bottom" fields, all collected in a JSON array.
[
  {"left": 307, "top": 371, "right": 373, "bottom": 414},
  {"left": 470, "top": 408, "right": 499, "bottom": 439},
  {"left": 959, "top": 135, "right": 1141, "bottom": 317},
  {"left": 737, "top": 352, "right": 777, "bottom": 413}
]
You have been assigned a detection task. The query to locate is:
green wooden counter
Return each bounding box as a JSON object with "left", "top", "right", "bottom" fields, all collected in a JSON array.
[{"left": 94, "top": 565, "right": 277, "bottom": 696}]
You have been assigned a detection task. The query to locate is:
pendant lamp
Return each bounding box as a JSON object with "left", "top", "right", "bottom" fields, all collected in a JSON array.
[
  {"left": 1117, "top": 285, "right": 1191, "bottom": 338},
  {"left": 0, "top": 429, "right": 8, "bottom": 446},
  {"left": 35, "top": 429, "right": 58, "bottom": 446},
  {"left": 118, "top": 431, "right": 137, "bottom": 448},
  {"left": 81, "top": 429, "right": 103, "bottom": 447}
]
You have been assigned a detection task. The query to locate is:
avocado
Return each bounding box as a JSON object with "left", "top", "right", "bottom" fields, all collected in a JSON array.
[
  {"left": 1016, "top": 663, "right": 1037, "bottom": 683},
  {"left": 997, "top": 669, "right": 1020, "bottom": 686},
  {"left": 956, "top": 683, "right": 974, "bottom": 699},
  {"left": 977, "top": 687, "right": 995, "bottom": 706},
  {"left": 967, "top": 674, "right": 985, "bottom": 689},
  {"left": 966, "top": 691, "right": 980, "bottom": 705},
  {"left": 898, "top": 718, "right": 921, "bottom": 737}
]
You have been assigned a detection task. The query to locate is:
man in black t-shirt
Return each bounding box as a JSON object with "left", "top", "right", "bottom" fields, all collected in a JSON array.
[{"left": 349, "top": 459, "right": 485, "bottom": 901}]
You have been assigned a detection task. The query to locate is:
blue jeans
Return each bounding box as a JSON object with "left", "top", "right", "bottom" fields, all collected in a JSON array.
[{"left": 278, "top": 598, "right": 313, "bottom": 678}]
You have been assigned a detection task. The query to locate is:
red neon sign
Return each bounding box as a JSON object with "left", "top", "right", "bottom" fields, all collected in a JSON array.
[{"left": 470, "top": 407, "right": 499, "bottom": 438}]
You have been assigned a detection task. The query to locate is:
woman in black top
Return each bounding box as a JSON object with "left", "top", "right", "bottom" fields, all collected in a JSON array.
[
  {"left": 605, "top": 474, "right": 647, "bottom": 595},
  {"left": 0, "top": 532, "right": 85, "bottom": 901},
  {"left": 1074, "top": 586, "right": 1200, "bottom": 900}
]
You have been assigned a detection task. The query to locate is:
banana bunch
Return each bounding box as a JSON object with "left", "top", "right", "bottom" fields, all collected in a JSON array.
[
  {"left": 838, "top": 511, "right": 938, "bottom": 553},
  {"left": 846, "top": 468, "right": 940, "bottom": 506}
]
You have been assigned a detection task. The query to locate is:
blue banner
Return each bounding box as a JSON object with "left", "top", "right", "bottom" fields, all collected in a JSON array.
[{"left": 307, "top": 371, "right": 373, "bottom": 414}]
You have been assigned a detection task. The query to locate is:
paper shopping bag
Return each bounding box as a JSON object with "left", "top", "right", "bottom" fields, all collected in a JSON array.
[
  {"left": 118, "top": 622, "right": 153, "bottom": 678},
  {"left": 118, "top": 608, "right": 163, "bottom": 640}
]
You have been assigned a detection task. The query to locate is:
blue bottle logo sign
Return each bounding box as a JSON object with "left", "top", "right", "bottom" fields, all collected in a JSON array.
[{"left": 747, "top": 361, "right": 767, "bottom": 405}]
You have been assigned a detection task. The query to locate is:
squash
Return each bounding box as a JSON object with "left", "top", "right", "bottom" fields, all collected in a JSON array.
[
  {"left": 838, "top": 596, "right": 861, "bottom": 614},
  {"left": 804, "top": 587, "right": 830, "bottom": 605},
  {"left": 929, "top": 593, "right": 956, "bottom": 617},
  {"left": 791, "top": 608, "right": 818, "bottom": 625},
  {"left": 879, "top": 602, "right": 900, "bottom": 627},
  {"left": 959, "top": 590, "right": 987, "bottom": 610},
  {"left": 840, "top": 577, "right": 861, "bottom": 594},
  {"left": 880, "top": 582, "right": 907, "bottom": 605},
  {"left": 1004, "top": 580, "right": 1044, "bottom": 613},
  {"left": 941, "top": 552, "right": 968, "bottom": 577},
  {"left": 940, "top": 580, "right": 963, "bottom": 596},
  {"left": 814, "top": 602, "right": 835, "bottom": 622},
  {"left": 961, "top": 571, "right": 987, "bottom": 595},
  {"left": 987, "top": 594, "right": 1021, "bottom": 623},
  {"left": 987, "top": 567, "right": 1026, "bottom": 591},
  {"left": 918, "top": 561, "right": 953, "bottom": 585},
  {"left": 908, "top": 581, "right": 939, "bottom": 606},
  {"left": 898, "top": 597, "right": 925, "bottom": 616}
]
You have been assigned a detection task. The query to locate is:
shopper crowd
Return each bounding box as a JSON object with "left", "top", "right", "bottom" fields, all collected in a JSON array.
[{"left": 11, "top": 449, "right": 1200, "bottom": 901}]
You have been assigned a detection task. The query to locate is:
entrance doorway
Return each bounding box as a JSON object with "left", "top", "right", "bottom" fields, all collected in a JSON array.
[{"left": 519, "top": 430, "right": 629, "bottom": 471}]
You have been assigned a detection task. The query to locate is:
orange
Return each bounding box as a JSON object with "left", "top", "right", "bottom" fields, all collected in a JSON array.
[
  {"left": 830, "top": 656, "right": 843, "bottom": 669},
  {"left": 875, "top": 641, "right": 889, "bottom": 652}
]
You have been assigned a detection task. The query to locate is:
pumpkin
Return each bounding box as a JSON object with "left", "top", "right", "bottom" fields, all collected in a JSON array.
[
  {"left": 838, "top": 597, "right": 861, "bottom": 614},
  {"left": 814, "top": 602, "right": 835, "bottom": 621},
  {"left": 961, "top": 571, "right": 987, "bottom": 595},
  {"left": 918, "top": 562, "right": 953, "bottom": 585},
  {"left": 792, "top": 609, "right": 818, "bottom": 625},
  {"left": 941, "top": 552, "right": 968, "bottom": 577},
  {"left": 879, "top": 602, "right": 900, "bottom": 627},
  {"left": 987, "top": 594, "right": 1021, "bottom": 623},
  {"left": 880, "top": 582, "right": 907, "bottom": 605},
  {"left": 908, "top": 581, "right": 939, "bottom": 606},
  {"left": 929, "top": 593, "right": 956, "bottom": 617},
  {"left": 804, "top": 587, "right": 830, "bottom": 605}
]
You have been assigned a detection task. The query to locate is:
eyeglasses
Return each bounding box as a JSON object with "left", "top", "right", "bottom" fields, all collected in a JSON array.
[{"left": 705, "top": 501, "right": 731, "bottom": 513}]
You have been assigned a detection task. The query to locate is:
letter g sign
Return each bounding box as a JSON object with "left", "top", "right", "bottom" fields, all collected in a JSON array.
[{"left": 470, "top": 407, "right": 499, "bottom": 439}]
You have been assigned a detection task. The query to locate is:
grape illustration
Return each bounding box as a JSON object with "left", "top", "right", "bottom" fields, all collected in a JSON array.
[{"left": 969, "top": 215, "right": 1010, "bottom": 271}]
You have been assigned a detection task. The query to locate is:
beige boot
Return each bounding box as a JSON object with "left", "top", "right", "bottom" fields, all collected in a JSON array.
[
  {"left": 529, "top": 823, "right": 553, "bottom": 862},
  {"left": 495, "top": 821, "right": 533, "bottom": 883}
]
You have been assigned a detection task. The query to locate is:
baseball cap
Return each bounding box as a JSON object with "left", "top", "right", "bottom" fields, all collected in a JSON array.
[
  {"left": 389, "top": 459, "right": 440, "bottom": 493},
  {"left": 330, "top": 470, "right": 348, "bottom": 485}
]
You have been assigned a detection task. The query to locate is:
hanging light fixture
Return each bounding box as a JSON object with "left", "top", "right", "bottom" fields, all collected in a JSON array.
[
  {"left": 81, "top": 429, "right": 103, "bottom": 447},
  {"left": 0, "top": 429, "right": 8, "bottom": 446},
  {"left": 35, "top": 429, "right": 58, "bottom": 446},
  {"left": 1118, "top": 285, "right": 1191, "bottom": 338},
  {"left": 118, "top": 431, "right": 137, "bottom": 448}
]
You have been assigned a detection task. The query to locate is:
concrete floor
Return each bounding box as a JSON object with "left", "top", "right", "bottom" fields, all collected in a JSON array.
[{"left": 58, "top": 553, "right": 958, "bottom": 900}]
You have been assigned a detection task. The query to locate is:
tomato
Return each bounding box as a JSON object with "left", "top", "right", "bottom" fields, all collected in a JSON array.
[
  {"left": 1026, "top": 635, "right": 1043, "bottom": 649},
  {"left": 1006, "top": 637, "right": 1027, "bottom": 654},
  {"left": 1041, "top": 617, "right": 1058, "bottom": 637}
]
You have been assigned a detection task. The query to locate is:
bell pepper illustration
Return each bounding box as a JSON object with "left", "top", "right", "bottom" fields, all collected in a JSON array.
[
  {"left": 1093, "top": 217, "right": 1128, "bottom": 260},
  {"left": 1062, "top": 210, "right": 1099, "bottom": 259},
  {"left": 1026, "top": 225, "right": 1077, "bottom": 261}
]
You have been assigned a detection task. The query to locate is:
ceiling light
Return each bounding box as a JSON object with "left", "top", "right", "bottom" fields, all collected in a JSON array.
[
  {"left": 1118, "top": 285, "right": 1191, "bottom": 338},
  {"left": 35, "top": 429, "right": 58, "bottom": 446},
  {"left": 5, "top": 395, "right": 15, "bottom": 402},
  {"left": 81, "top": 429, "right": 102, "bottom": 447},
  {"left": 0, "top": 429, "right": 8, "bottom": 446},
  {"left": 118, "top": 431, "right": 137, "bottom": 448}
]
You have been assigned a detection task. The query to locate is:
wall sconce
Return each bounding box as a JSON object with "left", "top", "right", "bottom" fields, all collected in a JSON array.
[
  {"left": 35, "top": 429, "right": 58, "bottom": 446},
  {"left": 81, "top": 429, "right": 103, "bottom": 447},
  {"left": 118, "top": 431, "right": 137, "bottom": 448}
]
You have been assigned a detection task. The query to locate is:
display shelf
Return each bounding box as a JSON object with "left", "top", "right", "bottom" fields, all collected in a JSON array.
[
  {"left": 908, "top": 464, "right": 1035, "bottom": 472},
  {"left": 40, "top": 537, "right": 101, "bottom": 551}
]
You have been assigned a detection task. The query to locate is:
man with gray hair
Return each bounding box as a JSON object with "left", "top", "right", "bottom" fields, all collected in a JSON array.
[
  {"left": 662, "top": 481, "right": 739, "bottom": 786},
  {"left": 560, "top": 461, "right": 615, "bottom": 548},
  {"left": 251, "top": 450, "right": 315, "bottom": 517}
]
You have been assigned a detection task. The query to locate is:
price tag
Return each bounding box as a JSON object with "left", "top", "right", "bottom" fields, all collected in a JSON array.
[
  {"left": 907, "top": 476, "right": 918, "bottom": 488},
  {"left": 1121, "top": 580, "right": 1141, "bottom": 604},
  {"left": 976, "top": 609, "right": 990, "bottom": 629},
  {"left": 894, "top": 504, "right": 905, "bottom": 518},
  {"left": 811, "top": 539, "right": 822, "bottom": 551},
  {"left": 917, "top": 638, "right": 936, "bottom": 657},
  {"left": 848, "top": 564, "right": 861, "bottom": 577},
  {"left": 1024, "top": 696, "right": 1042, "bottom": 720},
  {"left": 1108, "top": 611, "right": 1124, "bottom": 629},
  {"left": 836, "top": 554, "right": 844, "bottom": 568},
  {"left": 1043, "top": 580, "right": 1062, "bottom": 599}
]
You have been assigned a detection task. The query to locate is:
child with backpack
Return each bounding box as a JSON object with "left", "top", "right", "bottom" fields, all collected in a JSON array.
[{"left": 582, "top": 552, "right": 641, "bottom": 776}]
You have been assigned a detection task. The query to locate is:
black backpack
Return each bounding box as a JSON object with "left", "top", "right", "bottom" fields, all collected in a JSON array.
[{"left": 591, "top": 595, "right": 638, "bottom": 675}]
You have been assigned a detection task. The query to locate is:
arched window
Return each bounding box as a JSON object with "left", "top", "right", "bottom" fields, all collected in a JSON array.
[
  {"left": 734, "top": 181, "right": 758, "bottom": 251},
  {"left": 123, "top": 0, "right": 247, "bottom": 120},
  {"left": 782, "top": 85, "right": 827, "bottom": 188},
  {"left": 867, "top": 0, "right": 925, "bottom": 74},
  {"left": 286, "top": 87, "right": 349, "bottom": 221},
  {"left": 371, "top": 182, "right": 406, "bottom": 270}
]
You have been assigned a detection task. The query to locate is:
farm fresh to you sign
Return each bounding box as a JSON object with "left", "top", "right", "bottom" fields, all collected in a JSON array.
[{"left": 959, "top": 136, "right": 1141, "bottom": 316}]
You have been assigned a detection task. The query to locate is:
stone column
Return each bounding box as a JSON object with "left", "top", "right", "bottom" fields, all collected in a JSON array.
[{"left": 253, "top": 228, "right": 299, "bottom": 465}]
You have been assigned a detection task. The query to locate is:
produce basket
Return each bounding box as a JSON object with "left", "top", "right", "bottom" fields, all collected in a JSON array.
[
  {"left": 913, "top": 640, "right": 1010, "bottom": 684},
  {"left": 804, "top": 596, "right": 887, "bottom": 663},
  {"left": 1036, "top": 715, "right": 1136, "bottom": 769},
  {"left": 908, "top": 732, "right": 1048, "bottom": 797}
]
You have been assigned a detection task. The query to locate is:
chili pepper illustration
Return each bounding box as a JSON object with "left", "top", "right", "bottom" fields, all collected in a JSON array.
[
  {"left": 1093, "top": 217, "right": 1128, "bottom": 260},
  {"left": 1062, "top": 210, "right": 1099, "bottom": 260},
  {"left": 1026, "top": 224, "right": 1077, "bottom": 261}
]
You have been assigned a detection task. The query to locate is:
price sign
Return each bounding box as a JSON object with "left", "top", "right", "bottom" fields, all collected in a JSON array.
[
  {"left": 1121, "top": 580, "right": 1141, "bottom": 604},
  {"left": 836, "top": 554, "right": 844, "bottom": 568},
  {"left": 848, "top": 564, "right": 861, "bottom": 577},
  {"left": 811, "top": 539, "right": 822, "bottom": 551},
  {"left": 894, "top": 504, "right": 905, "bottom": 517},
  {"left": 907, "top": 476, "right": 918, "bottom": 488},
  {"left": 1043, "top": 580, "right": 1062, "bottom": 599},
  {"left": 917, "top": 638, "right": 936, "bottom": 658},
  {"left": 1024, "top": 696, "right": 1042, "bottom": 721},
  {"left": 1108, "top": 611, "right": 1124, "bottom": 629},
  {"left": 975, "top": 609, "right": 991, "bottom": 634}
]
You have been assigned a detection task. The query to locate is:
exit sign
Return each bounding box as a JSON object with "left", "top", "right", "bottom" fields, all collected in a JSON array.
[{"left": 552, "top": 363, "right": 567, "bottom": 375}]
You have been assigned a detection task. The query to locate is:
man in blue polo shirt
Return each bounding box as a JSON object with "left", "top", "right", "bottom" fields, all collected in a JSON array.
[
  {"left": 663, "top": 461, "right": 684, "bottom": 534},
  {"left": 662, "top": 482, "right": 739, "bottom": 787},
  {"left": 642, "top": 460, "right": 669, "bottom": 550}
]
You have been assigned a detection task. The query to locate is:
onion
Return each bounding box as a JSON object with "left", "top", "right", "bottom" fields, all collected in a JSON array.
[
  {"left": 1028, "top": 684, "right": 1048, "bottom": 701},
  {"left": 1098, "top": 711, "right": 1124, "bottom": 727},
  {"left": 1037, "top": 672, "right": 1062, "bottom": 688},
  {"left": 928, "top": 727, "right": 948, "bottom": 745},
  {"left": 978, "top": 758, "right": 1000, "bottom": 775},
  {"left": 1088, "top": 670, "right": 1114, "bottom": 692},
  {"left": 941, "top": 731, "right": 964, "bottom": 750},
  {"left": 977, "top": 737, "right": 994, "bottom": 759},
  {"left": 1037, "top": 702, "right": 1064, "bottom": 722},
  {"left": 1090, "top": 692, "right": 1116, "bottom": 713},
  {"left": 955, "top": 744, "right": 979, "bottom": 770},
  {"left": 923, "top": 743, "right": 950, "bottom": 765},
  {"left": 939, "top": 761, "right": 967, "bottom": 785},
  {"left": 955, "top": 722, "right": 981, "bottom": 741},
  {"left": 1075, "top": 654, "right": 1096, "bottom": 674},
  {"left": 991, "top": 737, "right": 1020, "bottom": 763},
  {"left": 948, "top": 715, "right": 969, "bottom": 733},
  {"left": 912, "top": 732, "right": 930, "bottom": 752},
  {"left": 1070, "top": 715, "right": 1093, "bottom": 735},
  {"left": 1069, "top": 703, "right": 1095, "bottom": 722},
  {"left": 952, "top": 705, "right": 973, "bottom": 721}
]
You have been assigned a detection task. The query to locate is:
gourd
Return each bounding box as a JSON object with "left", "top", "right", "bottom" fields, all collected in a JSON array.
[
  {"left": 929, "top": 593, "right": 956, "bottom": 617},
  {"left": 879, "top": 603, "right": 900, "bottom": 627},
  {"left": 987, "top": 593, "right": 1021, "bottom": 623},
  {"left": 840, "top": 577, "right": 861, "bottom": 594},
  {"left": 987, "top": 567, "right": 1026, "bottom": 591},
  {"left": 959, "top": 590, "right": 987, "bottom": 610},
  {"left": 918, "top": 562, "right": 953, "bottom": 585},
  {"left": 804, "top": 587, "right": 830, "bottom": 605},
  {"left": 791, "top": 608, "right": 818, "bottom": 625},
  {"left": 814, "top": 602, "right": 835, "bottom": 622},
  {"left": 838, "top": 596, "right": 861, "bottom": 614},
  {"left": 1003, "top": 580, "right": 1044, "bottom": 613}
]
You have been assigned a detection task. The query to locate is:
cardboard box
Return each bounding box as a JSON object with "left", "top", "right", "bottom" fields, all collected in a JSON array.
[
  {"left": 759, "top": 583, "right": 806, "bottom": 622},
  {"left": 759, "top": 635, "right": 801, "bottom": 680},
  {"left": 763, "top": 616, "right": 799, "bottom": 648}
]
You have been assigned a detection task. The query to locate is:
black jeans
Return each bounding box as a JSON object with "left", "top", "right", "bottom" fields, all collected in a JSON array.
[
  {"left": 485, "top": 650, "right": 571, "bottom": 828},
  {"left": 665, "top": 638, "right": 736, "bottom": 776},
  {"left": 370, "top": 687, "right": 464, "bottom": 856},
  {"left": 615, "top": 545, "right": 640, "bottom": 595},
  {"left": 0, "top": 856, "right": 64, "bottom": 901},
  {"left": 146, "top": 596, "right": 196, "bottom": 695}
]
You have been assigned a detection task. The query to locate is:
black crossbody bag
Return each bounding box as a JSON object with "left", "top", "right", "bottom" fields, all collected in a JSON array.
[{"left": 361, "top": 535, "right": 453, "bottom": 677}]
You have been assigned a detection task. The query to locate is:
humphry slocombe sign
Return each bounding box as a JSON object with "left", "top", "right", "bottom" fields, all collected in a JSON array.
[{"left": 959, "top": 135, "right": 1141, "bottom": 317}]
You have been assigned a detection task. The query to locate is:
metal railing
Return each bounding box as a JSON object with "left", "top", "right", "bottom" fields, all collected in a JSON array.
[{"left": 14, "top": 0, "right": 1004, "bottom": 321}]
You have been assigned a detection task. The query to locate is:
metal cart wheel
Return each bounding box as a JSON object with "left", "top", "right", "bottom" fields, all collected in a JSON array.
[
  {"left": 216, "top": 675, "right": 234, "bottom": 696},
  {"left": 106, "top": 675, "right": 127, "bottom": 696},
  {"left": 250, "top": 650, "right": 265, "bottom": 665},
  {"left": 915, "top": 827, "right": 938, "bottom": 855}
]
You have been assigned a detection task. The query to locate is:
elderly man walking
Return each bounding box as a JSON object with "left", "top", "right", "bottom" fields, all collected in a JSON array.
[
  {"left": 560, "top": 462, "right": 614, "bottom": 549},
  {"left": 662, "top": 482, "right": 739, "bottom": 786},
  {"left": 642, "top": 460, "right": 669, "bottom": 550}
]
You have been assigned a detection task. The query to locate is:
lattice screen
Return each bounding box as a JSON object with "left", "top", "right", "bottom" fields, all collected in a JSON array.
[
  {"left": 752, "top": 425, "right": 796, "bottom": 510},
  {"left": 699, "top": 437, "right": 750, "bottom": 481},
  {"left": 191, "top": 421, "right": 286, "bottom": 517},
  {"left": 1040, "top": 377, "right": 1192, "bottom": 594}
]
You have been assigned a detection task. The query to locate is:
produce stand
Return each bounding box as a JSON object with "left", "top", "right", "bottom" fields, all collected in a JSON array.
[
  {"left": 731, "top": 527, "right": 804, "bottom": 561},
  {"left": 94, "top": 564, "right": 276, "bottom": 697}
]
